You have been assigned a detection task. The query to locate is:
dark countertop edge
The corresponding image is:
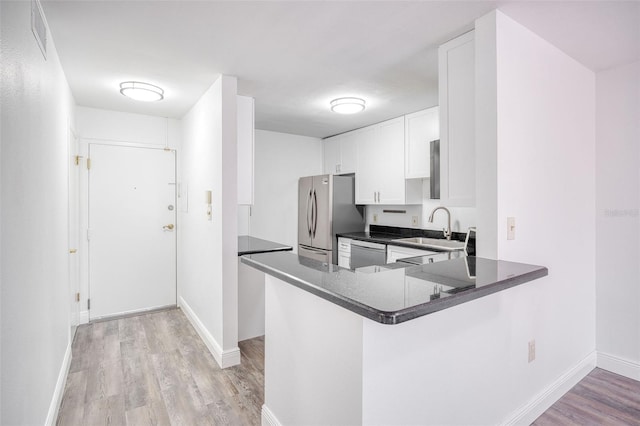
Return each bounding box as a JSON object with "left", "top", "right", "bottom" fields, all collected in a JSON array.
[
  {"left": 240, "top": 255, "right": 549, "bottom": 325},
  {"left": 386, "top": 266, "right": 549, "bottom": 324},
  {"left": 238, "top": 247, "right": 292, "bottom": 256},
  {"left": 337, "top": 232, "right": 463, "bottom": 253},
  {"left": 237, "top": 235, "right": 293, "bottom": 256},
  {"left": 240, "top": 256, "right": 394, "bottom": 323}
]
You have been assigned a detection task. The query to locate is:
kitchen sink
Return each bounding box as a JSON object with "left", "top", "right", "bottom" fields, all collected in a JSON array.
[{"left": 391, "top": 237, "right": 465, "bottom": 252}]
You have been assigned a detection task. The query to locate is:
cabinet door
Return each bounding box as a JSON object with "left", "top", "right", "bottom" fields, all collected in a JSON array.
[
  {"left": 237, "top": 96, "right": 254, "bottom": 205},
  {"left": 355, "top": 126, "right": 378, "bottom": 204},
  {"left": 338, "top": 237, "right": 351, "bottom": 253},
  {"left": 323, "top": 135, "right": 341, "bottom": 175},
  {"left": 439, "top": 31, "right": 475, "bottom": 207},
  {"left": 340, "top": 131, "right": 358, "bottom": 174},
  {"left": 377, "top": 117, "right": 406, "bottom": 204},
  {"left": 386, "top": 245, "right": 437, "bottom": 263},
  {"left": 405, "top": 107, "right": 439, "bottom": 179},
  {"left": 338, "top": 253, "right": 351, "bottom": 269}
]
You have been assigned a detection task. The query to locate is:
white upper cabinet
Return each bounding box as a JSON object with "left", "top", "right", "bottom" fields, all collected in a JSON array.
[
  {"left": 340, "top": 131, "right": 357, "bottom": 174},
  {"left": 354, "top": 126, "right": 378, "bottom": 204},
  {"left": 404, "top": 106, "right": 439, "bottom": 179},
  {"left": 438, "top": 30, "right": 475, "bottom": 207},
  {"left": 237, "top": 95, "right": 255, "bottom": 205},
  {"left": 376, "top": 117, "right": 407, "bottom": 204},
  {"left": 356, "top": 118, "right": 421, "bottom": 205},
  {"left": 323, "top": 135, "right": 341, "bottom": 174},
  {"left": 323, "top": 131, "right": 357, "bottom": 175}
]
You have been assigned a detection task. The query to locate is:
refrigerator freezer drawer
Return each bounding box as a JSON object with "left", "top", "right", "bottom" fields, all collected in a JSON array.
[{"left": 298, "top": 245, "right": 332, "bottom": 264}]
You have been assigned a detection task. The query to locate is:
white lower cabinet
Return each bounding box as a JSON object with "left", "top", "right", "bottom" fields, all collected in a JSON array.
[
  {"left": 337, "top": 237, "right": 352, "bottom": 269},
  {"left": 386, "top": 245, "right": 436, "bottom": 264}
]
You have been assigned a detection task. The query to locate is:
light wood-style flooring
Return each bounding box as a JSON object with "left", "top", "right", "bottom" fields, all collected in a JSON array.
[
  {"left": 57, "top": 309, "right": 640, "bottom": 425},
  {"left": 56, "top": 308, "right": 263, "bottom": 425},
  {"left": 533, "top": 368, "right": 640, "bottom": 425}
]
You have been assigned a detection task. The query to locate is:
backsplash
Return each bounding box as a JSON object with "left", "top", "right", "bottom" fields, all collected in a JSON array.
[{"left": 365, "top": 201, "right": 476, "bottom": 234}]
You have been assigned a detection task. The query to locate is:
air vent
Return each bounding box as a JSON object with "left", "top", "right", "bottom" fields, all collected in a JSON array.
[{"left": 31, "top": 0, "right": 47, "bottom": 60}]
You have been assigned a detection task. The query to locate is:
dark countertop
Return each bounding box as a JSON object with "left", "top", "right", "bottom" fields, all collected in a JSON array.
[
  {"left": 238, "top": 236, "right": 293, "bottom": 256},
  {"left": 241, "top": 251, "right": 548, "bottom": 325},
  {"left": 338, "top": 225, "right": 467, "bottom": 252}
]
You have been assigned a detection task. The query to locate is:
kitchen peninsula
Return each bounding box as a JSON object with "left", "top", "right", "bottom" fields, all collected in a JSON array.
[{"left": 242, "top": 251, "right": 548, "bottom": 425}]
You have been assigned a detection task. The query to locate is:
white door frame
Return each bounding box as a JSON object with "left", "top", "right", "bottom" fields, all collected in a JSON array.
[
  {"left": 67, "top": 124, "right": 81, "bottom": 338},
  {"left": 78, "top": 138, "right": 178, "bottom": 323}
]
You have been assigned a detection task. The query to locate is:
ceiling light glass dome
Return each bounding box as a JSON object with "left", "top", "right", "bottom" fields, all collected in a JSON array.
[
  {"left": 120, "top": 81, "right": 164, "bottom": 102},
  {"left": 330, "top": 97, "right": 366, "bottom": 114}
]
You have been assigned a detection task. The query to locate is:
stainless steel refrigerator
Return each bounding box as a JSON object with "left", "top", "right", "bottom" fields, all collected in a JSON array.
[{"left": 298, "top": 174, "right": 364, "bottom": 265}]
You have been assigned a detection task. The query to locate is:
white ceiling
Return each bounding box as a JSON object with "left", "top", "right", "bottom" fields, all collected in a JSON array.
[{"left": 41, "top": 0, "right": 639, "bottom": 139}]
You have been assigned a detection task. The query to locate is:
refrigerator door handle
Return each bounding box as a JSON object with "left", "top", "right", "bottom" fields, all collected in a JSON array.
[
  {"left": 300, "top": 245, "right": 327, "bottom": 255},
  {"left": 312, "top": 189, "right": 318, "bottom": 237},
  {"left": 306, "top": 189, "right": 313, "bottom": 237}
]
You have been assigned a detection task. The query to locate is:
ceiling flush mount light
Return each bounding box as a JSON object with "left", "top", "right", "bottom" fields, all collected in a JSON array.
[
  {"left": 119, "top": 81, "right": 164, "bottom": 102},
  {"left": 330, "top": 97, "right": 366, "bottom": 114}
]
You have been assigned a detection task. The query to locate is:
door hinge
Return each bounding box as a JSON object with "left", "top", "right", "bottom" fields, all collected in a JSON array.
[
  {"left": 86, "top": 158, "right": 91, "bottom": 170},
  {"left": 86, "top": 229, "right": 91, "bottom": 241},
  {"left": 75, "top": 292, "right": 80, "bottom": 302},
  {"left": 87, "top": 299, "right": 90, "bottom": 310}
]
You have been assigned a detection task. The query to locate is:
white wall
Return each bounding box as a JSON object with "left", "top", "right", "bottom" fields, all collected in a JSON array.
[
  {"left": 595, "top": 60, "right": 640, "bottom": 378},
  {"left": 250, "top": 130, "right": 323, "bottom": 250},
  {"left": 75, "top": 107, "right": 181, "bottom": 323},
  {"left": 264, "top": 275, "right": 363, "bottom": 425},
  {"left": 76, "top": 107, "right": 181, "bottom": 149},
  {"left": 179, "top": 75, "right": 240, "bottom": 367},
  {"left": 475, "top": 10, "right": 596, "bottom": 422},
  {"left": 1, "top": 1, "right": 75, "bottom": 424}
]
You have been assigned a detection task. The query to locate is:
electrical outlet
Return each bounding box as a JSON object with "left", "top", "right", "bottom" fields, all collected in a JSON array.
[
  {"left": 528, "top": 340, "right": 536, "bottom": 363},
  {"left": 373, "top": 214, "right": 378, "bottom": 223},
  {"left": 412, "top": 216, "right": 419, "bottom": 226},
  {"left": 507, "top": 217, "right": 516, "bottom": 240}
]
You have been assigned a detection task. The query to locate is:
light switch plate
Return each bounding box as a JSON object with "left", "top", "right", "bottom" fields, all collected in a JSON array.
[{"left": 507, "top": 217, "right": 515, "bottom": 240}]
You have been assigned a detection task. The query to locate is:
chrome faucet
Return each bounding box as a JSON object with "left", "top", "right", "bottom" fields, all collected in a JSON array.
[{"left": 428, "top": 206, "right": 452, "bottom": 240}]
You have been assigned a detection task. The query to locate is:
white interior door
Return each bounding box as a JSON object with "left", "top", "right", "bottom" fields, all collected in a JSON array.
[{"left": 89, "top": 144, "right": 176, "bottom": 320}]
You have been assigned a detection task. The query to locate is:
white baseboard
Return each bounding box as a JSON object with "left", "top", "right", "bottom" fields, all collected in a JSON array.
[
  {"left": 597, "top": 351, "right": 640, "bottom": 381},
  {"left": 178, "top": 296, "right": 240, "bottom": 368},
  {"left": 503, "top": 351, "right": 597, "bottom": 426},
  {"left": 45, "top": 341, "right": 72, "bottom": 426},
  {"left": 262, "top": 404, "right": 282, "bottom": 426},
  {"left": 79, "top": 310, "right": 89, "bottom": 324}
]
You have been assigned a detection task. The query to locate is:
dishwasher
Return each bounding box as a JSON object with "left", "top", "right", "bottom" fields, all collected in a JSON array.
[{"left": 350, "top": 240, "right": 386, "bottom": 269}]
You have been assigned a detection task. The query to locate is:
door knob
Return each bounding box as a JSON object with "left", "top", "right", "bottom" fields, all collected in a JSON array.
[{"left": 163, "top": 224, "right": 175, "bottom": 230}]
